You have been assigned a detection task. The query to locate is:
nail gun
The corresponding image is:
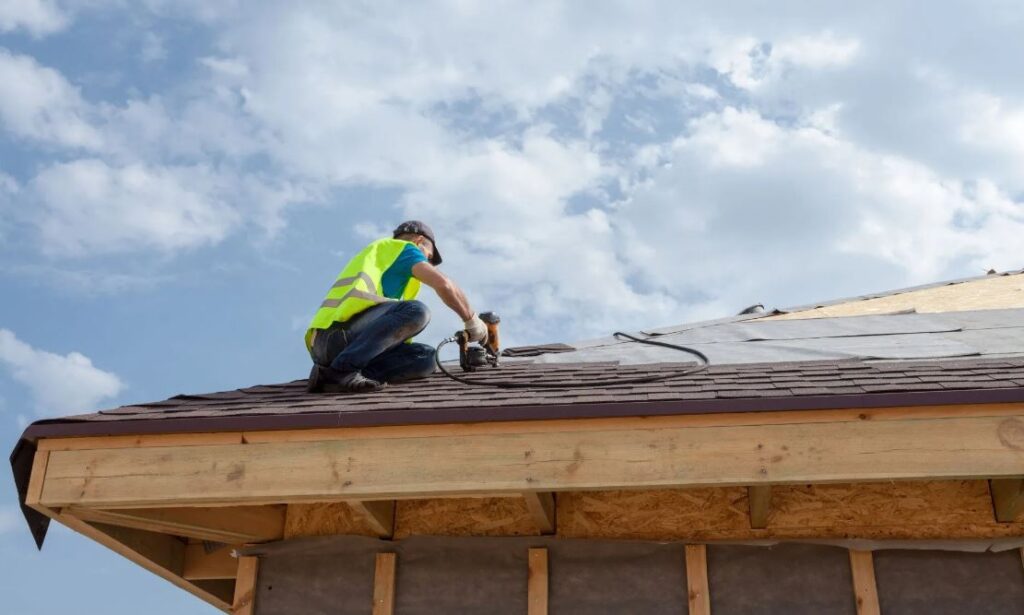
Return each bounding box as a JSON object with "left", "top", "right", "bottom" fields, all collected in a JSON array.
[{"left": 453, "top": 311, "right": 501, "bottom": 372}]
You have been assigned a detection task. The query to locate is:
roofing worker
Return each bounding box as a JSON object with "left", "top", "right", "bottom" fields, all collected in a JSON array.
[{"left": 305, "top": 220, "right": 488, "bottom": 393}]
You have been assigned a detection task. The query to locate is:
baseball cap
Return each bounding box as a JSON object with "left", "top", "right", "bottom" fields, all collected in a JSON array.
[{"left": 393, "top": 220, "right": 442, "bottom": 265}]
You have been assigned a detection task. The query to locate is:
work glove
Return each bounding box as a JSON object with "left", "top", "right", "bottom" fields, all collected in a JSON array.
[{"left": 463, "top": 313, "right": 488, "bottom": 343}]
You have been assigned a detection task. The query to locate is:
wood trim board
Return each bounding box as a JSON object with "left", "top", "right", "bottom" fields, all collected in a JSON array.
[
  {"left": 848, "top": 549, "right": 881, "bottom": 615},
  {"left": 527, "top": 548, "right": 548, "bottom": 615},
  {"left": 33, "top": 402, "right": 1024, "bottom": 452},
  {"left": 35, "top": 413, "right": 1024, "bottom": 510},
  {"left": 372, "top": 553, "right": 397, "bottom": 615},
  {"left": 685, "top": 545, "right": 710, "bottom": 615},
  {"left": 233, "top": 556, "right": 259, "bottom": 615}
]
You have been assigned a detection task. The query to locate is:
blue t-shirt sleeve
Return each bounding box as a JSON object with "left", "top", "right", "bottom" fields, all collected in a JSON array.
[{"left": 380, "top": 243, "right": 428, "bottom": 298}]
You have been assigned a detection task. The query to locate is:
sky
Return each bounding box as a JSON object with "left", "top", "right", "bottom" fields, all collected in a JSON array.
[{"left": 0, "top": 1, "right": 1023, "bottom": 612}]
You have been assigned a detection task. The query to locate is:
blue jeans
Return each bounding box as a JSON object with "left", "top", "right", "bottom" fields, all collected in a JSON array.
[{"left": 310, "top": 300, "right": 436, "bottom": 383}]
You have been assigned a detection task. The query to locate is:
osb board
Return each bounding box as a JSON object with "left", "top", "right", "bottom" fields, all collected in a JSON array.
[
  {"left": 558, "top": 481, "right": 1024, "bottom": 541},
  {"left": 393, "top": 497, "right": 540, "bottom": 539},
  {"left": 767, "top": 273, "right": 1024, "bottom": 320},
  {"left": 284, "top": 503, "right": 379, "bottom": 539}
]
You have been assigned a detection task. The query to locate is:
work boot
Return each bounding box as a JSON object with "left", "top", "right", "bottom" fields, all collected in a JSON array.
[
  {"left": 306, "top": 364, "right": 326, "bottom": 393},
  {"left": 330, "top": 370, "right": 385, "bottom": 393},
  {"left": 307, "top": 364, "right": 384, "bottom": 394}
]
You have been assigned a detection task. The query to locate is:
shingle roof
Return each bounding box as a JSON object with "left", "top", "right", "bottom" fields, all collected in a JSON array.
[{"left": 20, "top": 356, "right": 1024, "bottom": 440}]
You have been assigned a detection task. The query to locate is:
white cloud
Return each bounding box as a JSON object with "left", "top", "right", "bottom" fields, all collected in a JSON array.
[
  {"left": 0, "top": 49, "right": 102, "bottom": 149},
  {"left": 0, "top": 49, "right": 309, "bottom": 257},
  {"left": 200, "top": 56, "right": 248, "bottom": 77},
  {"left": 3, "top": 1, "right": 1024, "bottom": 344},
  {"left": 30, "top": 159, "right": 241, "bottom": 256},
  {"left": 772, "top": 31, "right": 861, "bottom": 69},
  {"left": 0, "top": 0, "right": 68, "bottom": 37},
  {"left": 710, "top": 31, "right": 860, "bottom": 90},
  {"left": 959, "top": 92, "right": 1024, "bottom": 175},
  {"left": 615, "top": 106, "right": 1024, "bottom": 321},
  {"left": 0, "top": 328, "right": 123, "bottom": 417}
]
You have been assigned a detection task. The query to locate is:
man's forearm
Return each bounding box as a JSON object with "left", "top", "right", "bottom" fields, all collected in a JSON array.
[
  {"left": 435, "top": 282, "right": 473, "bottom": 321},
  {"left": 410, "top": 262, "right": 476, "bottom": 322}
]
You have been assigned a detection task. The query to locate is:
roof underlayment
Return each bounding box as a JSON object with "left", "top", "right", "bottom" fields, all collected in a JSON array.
[{"left": 531, "top": 308, "right": 1024, "bottom": 366}]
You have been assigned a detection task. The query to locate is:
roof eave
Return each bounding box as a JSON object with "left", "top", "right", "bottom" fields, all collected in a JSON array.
[{"left": 19, "top": 385, "right": 1024, "bottom": 443}]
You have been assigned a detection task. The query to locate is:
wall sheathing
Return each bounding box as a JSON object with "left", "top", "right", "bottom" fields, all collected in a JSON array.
[
  {"left": 245, "top": 535, "right": 1024, "bottom": 615},
  {"left": 282, "top": 481, "right": 1024, "bottom": 543}
]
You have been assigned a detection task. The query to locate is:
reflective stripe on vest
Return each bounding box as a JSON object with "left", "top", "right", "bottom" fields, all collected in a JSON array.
[
  {"left": 305, "top": 238, "right": 422, "bottom": 349},
  {"left": 320, "top": 272, "right": 389, "bottom": 308}
]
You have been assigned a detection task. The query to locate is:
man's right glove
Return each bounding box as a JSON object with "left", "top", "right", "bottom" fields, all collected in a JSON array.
[{"left": 463, "top": 313, "right": 488, "bottom": 343}]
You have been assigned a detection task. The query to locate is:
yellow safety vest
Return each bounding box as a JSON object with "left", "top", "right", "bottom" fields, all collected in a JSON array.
[{"left": 305, "top": 238, "right": 422, "bottom": 349}]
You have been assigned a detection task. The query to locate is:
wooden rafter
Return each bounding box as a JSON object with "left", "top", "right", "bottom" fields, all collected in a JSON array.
[
  {"left": 748, "top": 485, "right": 772, "bottom": 529},
  {"left": 350, "top": 500, "right": 396, "bottom": 538},
  {"left": 34, "top": 412, "right": 1024, "bottom": 510},
  {"left": 65, "top": 505, "right": 285, "bottom": 544},
  {"left": 990, "top": 478, "right": 1024, "bottom": 522},
  {"left": 522, "top": 492, "right": 556, "bottom": 534}
]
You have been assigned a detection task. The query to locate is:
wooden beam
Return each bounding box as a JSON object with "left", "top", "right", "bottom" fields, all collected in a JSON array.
[
  {"left": 372, "top": 553, "right": 397, "bottom": 615},
  {"left": 990, "top": 478, "right": 1024, "bottom": 522},
  {"left": 748, "top": 485, "right": 772, "bottom": 529},
  {"left": 36, "top": 402, "right": 1024, "bottom": 452},
  {"left": 523, "top": 492, "right": 556, "bottom": 534},
  {"left": 56, "top": 514, "right": 232, "bottom": 612},
  {"left": 37, "top": 413, "right": 1024, "bottom": 509},
  {"left": 685, "top": 545, "right": 710, "bottom": 615},
  {"left": 65, "top": 505, "right": 285, "bottom": 543},
  {"left": 233, "top": 556, "right": 259, "bottom": 615},
  {"left": 24, "top": 450, "right": 49, "bottom": 512},
  {"left": 848, "top": 550, "right": 880, "bottom": 615},
  {"left": 38, "top": 432, "right": 244, "bottom": 451},
  {"left": 350, "top": 501, "right": 395, "bottom": 538},
  {"left": 527, "top": 548, "right": 548, "bottom": 615},
  {"left": 184, "top": 544, "right": 238, "bottom": 580}
]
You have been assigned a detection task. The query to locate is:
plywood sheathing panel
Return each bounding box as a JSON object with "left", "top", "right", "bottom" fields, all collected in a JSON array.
[
  {"left": 768, "top": 273, "right": 1024, "bottom": 320},
  {"left": 286, "top": 498, "right": 541, "bottom": 539},
  {"left": 393, "top": 498, "right": 540, "bottom": 538},
  {"left": 284, "top": 503, "right": 380, "bottom": 539},
  {"left": 559, "top": 481, "right": 1024, "bottom": 541}
]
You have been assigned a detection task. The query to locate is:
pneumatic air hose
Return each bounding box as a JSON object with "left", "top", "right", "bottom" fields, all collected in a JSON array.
[{"left": 433, "top": 331, "right": 709, "bottom": 389}]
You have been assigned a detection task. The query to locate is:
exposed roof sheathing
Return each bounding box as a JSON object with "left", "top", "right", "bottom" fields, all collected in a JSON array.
[{"left": 769, "top": 270, "right": 1024, "bottom": 320}]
